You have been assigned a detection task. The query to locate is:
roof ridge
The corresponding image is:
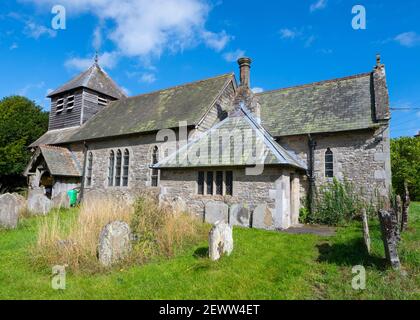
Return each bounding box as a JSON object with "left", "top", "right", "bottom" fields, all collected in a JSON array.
[
  {"left": 257, "top": 72, "right": 372, "bottom": 96},
  {"left": 120, "top": 73, "right": 234, "bottom": 101}
]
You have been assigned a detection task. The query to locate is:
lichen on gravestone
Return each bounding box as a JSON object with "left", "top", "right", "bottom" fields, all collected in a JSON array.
[{"left": 378, "top": 209, "right": 401, "bottom": 270}]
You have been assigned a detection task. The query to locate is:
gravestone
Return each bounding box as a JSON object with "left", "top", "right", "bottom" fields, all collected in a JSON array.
[
  {"left": 378, "top": 209, "right": 401, "bottom": 270},
  {"left": 229, "top": 204, "right": 250, "bottom": 227},
  {"left": 208, "top": 222, "right": 233, "bottom": 261},
  {"left": 361, "top": 209, "right": 371, "bottom": 254},
  {"left": 205, "top": 201, "right": 228, "bottom": 224},
  {"left": 401, "top": 182, "right": 410, "bottom": 232},
  {"left": 252, "top": 204, "right": 274, "bottom": 230},
  {"left": 0, "top": 193, "right": 26, "bottom": 229},
  {"left": 98, "top": 221, "right": 132, "bottom": 267},
  {"left": 27, "top": 189, "right": 52, "bottom": 215},
  {"left": 395, "top": 195, "right": 402, "bottom": 227}
]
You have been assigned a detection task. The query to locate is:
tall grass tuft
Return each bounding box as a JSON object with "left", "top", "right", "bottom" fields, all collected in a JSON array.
[
  {"left": 130, "top": 197, "right": 208, "bottom": 263},
  {"left": 32, "top": 196, "right": 208, "bottom": 274},
  {"left": 32, "top": 199, "right": 133, "bottom": 273}
]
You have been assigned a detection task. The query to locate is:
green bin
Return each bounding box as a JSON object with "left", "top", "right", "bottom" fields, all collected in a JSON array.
[{"left": 67, "top": 189, "right": 78, "bottom": 207}]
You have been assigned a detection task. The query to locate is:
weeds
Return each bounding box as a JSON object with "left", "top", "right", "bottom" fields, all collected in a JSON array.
[
  {"left": 305, "top": 178, "right": 379, "bottom": 226},
  {"left": 31, "top": 196, "right": 207, "bottom": 274}
]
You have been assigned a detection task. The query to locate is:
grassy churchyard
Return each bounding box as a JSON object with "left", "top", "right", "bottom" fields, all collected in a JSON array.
[{"left": 0, "top": 202, "right": 419, "bottom": 300}]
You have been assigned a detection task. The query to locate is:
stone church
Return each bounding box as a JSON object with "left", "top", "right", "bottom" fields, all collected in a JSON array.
[{"left": 24, "top": 55, "right": 391, "bottom": 229}]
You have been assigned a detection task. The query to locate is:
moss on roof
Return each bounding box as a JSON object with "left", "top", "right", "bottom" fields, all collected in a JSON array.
[
  {"left": 39, "top": 145, "right": 81, "bottom": 177},
  {"left": 68, "top": 73, "right": 234, "bottom": 142},
  {"left": 258, "top": 72, "right": 377, "bottom": 137}
]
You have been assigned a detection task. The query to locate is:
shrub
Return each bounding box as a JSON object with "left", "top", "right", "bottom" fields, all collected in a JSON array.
[{"left": 306, "top": 178, "right": 375, "bottom": 226}]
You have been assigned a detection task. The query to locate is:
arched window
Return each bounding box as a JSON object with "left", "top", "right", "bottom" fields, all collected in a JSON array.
[
  {"left": 151, "top": 146, "right": 159, "bottom": 187},
  {"left": 115, "top": 150, "right": 122, "bottom": 186},
  {"left": 108, "top": 150, "right": 115, "bottom": 187},
  {"left": 86, "top": 152, "right": 93, "bottom": 186},
  {"left": 122, "top": 149, "right": 130, "bottom": 187},
  {"left": 325, "top": 148, "right": 334, "bottom": 178}
]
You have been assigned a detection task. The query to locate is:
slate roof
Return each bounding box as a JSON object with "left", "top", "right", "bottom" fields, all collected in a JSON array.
[
  {"left": 67, "top": 73, "right": 234, "bottom": 142},
  {"left": 258, "top": 72, "right": 378, "bottom": 137},
  {"left": 29, "top": 126, "right": 81, "bottom": 148},
  {"left": 25, "top": 145, "right": 82, "bottom": 177},
  {"left": 153, "top": 105, "right": 307, "bottom": 170},
  {"left": 47, "top": 63, "right": 126, "bottom": 99},
  {"left": 34, "top": 69, "right": 381, "bottom": 148}
]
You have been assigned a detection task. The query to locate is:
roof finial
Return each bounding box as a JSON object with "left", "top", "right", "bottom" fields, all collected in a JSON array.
[
  {"left": 94, "top": 51, "right": 99, "bottom": 65},
  {"left": 376, "top": 53, "right": 381, "bottom": 66}
]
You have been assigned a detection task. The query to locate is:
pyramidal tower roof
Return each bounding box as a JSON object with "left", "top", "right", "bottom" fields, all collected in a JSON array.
[{"left": 47, "top": 58, "right": 126, "bottom": 99}]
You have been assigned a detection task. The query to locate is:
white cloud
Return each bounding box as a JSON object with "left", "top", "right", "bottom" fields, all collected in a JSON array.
[
  {"left": 65, "top": 51, "right": 119, "bottom": 71},
  {"left": 17, "top": 81, "right": 45, "bottom": 96},
  {"left": 304, "top": 35, "right": 316, "bottom": 48},
  {"left": 252, "top": 87, "right": 264, "bottom": 94},
  {"left": 9, "top": 42, "right": 18, "bottom": 50},
  {"left": 92, "top": 26, "right": 102, "bottom": 51},
  {"left": 223, "top": 49, "right": 245, "bottom": 62},
  {"left": 279, "top": 27, "right": 316, "bottom": 47},
  {"left": 394, "top": 32, "right": 420, "bottom": 47},
  {"left": 416, "top": 111, "right": 420, "bottom": 118},
  {"left": 25, "top": 0, "right": 231, "bottom": 61},
  {"left": 139, "top": 73, "right": 157, "bottom": 84},
  {"left": 279, "top": 28, "right": 299, "bottom": 39},
  {"left": 310, "top": 0, "right": 327, "bottom": 12},
  {"left": 24, "top": 21, "right": 57, "bottom": 39},
  {"left": 201, "top": 30, "right": 232, "bottom": 52}
]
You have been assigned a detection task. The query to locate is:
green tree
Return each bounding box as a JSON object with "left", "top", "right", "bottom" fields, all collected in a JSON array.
[
  {"left": 0, "top": 96, "right": 49, "bottom": 192},
  {"left": 391, "top": 136, "right": 420, "bottom": 201}
]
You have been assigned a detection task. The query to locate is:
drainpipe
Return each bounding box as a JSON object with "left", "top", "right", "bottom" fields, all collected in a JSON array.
[
  {"left": 78, "top": 141, "right": 88, "bottom": 204},
  {"left": 307, "top": 134, "right": 317, "bottom": 216}
]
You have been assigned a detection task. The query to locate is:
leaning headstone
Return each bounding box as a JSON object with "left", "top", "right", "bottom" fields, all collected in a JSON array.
[
  {"left": 205, "top": 201, "right": 228, "bottom": 224},
  {"left": 208, "top": 222, "right": 233, "bottom": 261},
  {"left": 401, "top": 182, "right": 410, "bottom": 232},
  {"left": 252, "top": 204, "right": 274, "bottom": 230},
  {"left": 52, "top": 192, "right": 70, "bottom": 209},
  {"left": 361, "top": 209, "right": 371, "bottom": 254},
  {"left": 229, "top": 204, "right": 250, "bottom": 227},
  {"left": 98, "top": 221, "right": 132, "bottom": 267},
  {"left": 27, "top": 189, "right": 52, "bottom": 215},
  {"left": 378, "top": 209, "right": 401, "bottom": 270},
  {"left": 0, "top": 193, "right": 26, "bottom": 229}
]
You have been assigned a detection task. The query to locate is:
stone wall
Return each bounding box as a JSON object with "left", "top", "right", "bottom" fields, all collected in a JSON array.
[
  {"left": 80, "top": 132, "right": 187, "bottom": 200},
  {"left": 159, "top": 166, "right": 302, "bottom": 225},
  {"left": 277, "top": 126, "right": 391, "bottom": 201},
  {"left": 67, "top": 124, "right": 390, "bottom": 215}
]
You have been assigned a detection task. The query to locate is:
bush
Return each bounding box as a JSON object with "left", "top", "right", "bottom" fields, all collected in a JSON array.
[
  {"left": 32, "top": 196, "right": 208, "bottom": 274},
  {"left": 306, "top": 178, "right": 376, "bottom": 226}
]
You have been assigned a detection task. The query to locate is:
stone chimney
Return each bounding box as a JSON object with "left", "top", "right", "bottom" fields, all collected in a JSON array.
[
  {"left": 238, "top": 57, "right": 252, "bottom": 88},
  {"left": 233, "top": 57, "right": 261, "bottom": 120}
]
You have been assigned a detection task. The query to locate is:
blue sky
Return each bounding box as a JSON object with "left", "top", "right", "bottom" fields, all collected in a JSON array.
[{"left": 0, "top": 0, "right": 419, "bottom": 138}]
